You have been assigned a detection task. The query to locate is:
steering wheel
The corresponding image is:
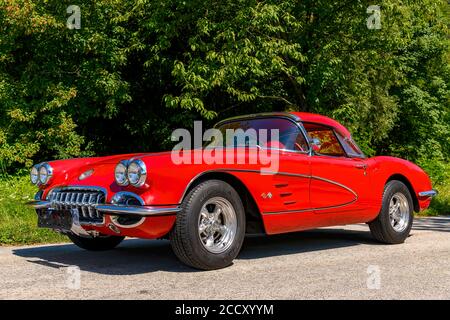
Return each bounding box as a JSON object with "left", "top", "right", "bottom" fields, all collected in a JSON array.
[{"left": 294, "top": 143, "right": 305, "bottom": 152}]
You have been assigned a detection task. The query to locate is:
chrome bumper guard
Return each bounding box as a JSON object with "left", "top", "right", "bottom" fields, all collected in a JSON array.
[
  {"left": 418, "top": 189, "right": 438, "bottom": 198},
  {"left": 28, "top": 200, "right": 52, "bottom": 209},
  {"left": 27, "top": 200, "right": 181, "bottom": 217}
]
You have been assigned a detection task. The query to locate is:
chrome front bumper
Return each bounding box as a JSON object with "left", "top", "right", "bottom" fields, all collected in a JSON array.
[
  {"left": 27, "top": 200, "right": 181, "bottom": 217},
  {"left": 418, "top": 189, "right": 438, "bottom": 198},
  {"left": 96, "top": 204, "right": 181, "bottom": 216}
]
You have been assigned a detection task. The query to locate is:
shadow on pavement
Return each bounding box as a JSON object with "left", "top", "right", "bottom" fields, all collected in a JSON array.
[
  {"left": 11, "top": 217, "right": 449, "bottom": 275},
  {"left": 13, "top": 238, "right": 191, "bottom": 275},
  {"left": 413, "top": 216, "right": 450, "bottom": 233},
  {"left": 239, "top": 227, "right": 378, "bottom": 260},
  {"left": 13, "top": 226, "right": 379, "bottom": 275}
]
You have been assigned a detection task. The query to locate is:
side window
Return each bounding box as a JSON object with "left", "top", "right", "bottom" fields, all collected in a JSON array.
[{"left": 303, "top": 123, "right": 345, "bottom": 157}]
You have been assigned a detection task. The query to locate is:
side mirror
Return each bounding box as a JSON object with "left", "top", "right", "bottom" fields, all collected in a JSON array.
[{"left": 311, "top": 138, "right": 321, "bottom": 153}]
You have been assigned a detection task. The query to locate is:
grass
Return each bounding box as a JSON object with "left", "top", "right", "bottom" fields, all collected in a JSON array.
[
  {"left": 0, "top": 176, "right": 66, "bottom": 245},
  {"left": 424, "top": 180, "right": 450, "bottom": 216},
  {"left": 0, "top": 175, "right": 448, "bottom": 246}
]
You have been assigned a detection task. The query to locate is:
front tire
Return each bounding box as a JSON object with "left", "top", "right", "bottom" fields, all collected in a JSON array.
[
  {"left": 170, "top": 180, "right": 246, "bottom": 270},
  {"left": 68, "top": 233, "right": 125, "bottom": 251},
  {"left": 369, "top": 180, "right": 414, "bottom": 244}
]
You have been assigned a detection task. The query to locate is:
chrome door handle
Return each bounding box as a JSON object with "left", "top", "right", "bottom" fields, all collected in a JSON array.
[{"left": 355, "top": 164, "right": 367, "bottom": 169}]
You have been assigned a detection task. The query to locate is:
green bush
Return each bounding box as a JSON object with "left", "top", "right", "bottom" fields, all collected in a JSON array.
[
  {"left": 0, "top": 175, "right": 66, "bottom": 244},
  {"left": 426, "top": 179, "right": 450, "bottom": 216}
]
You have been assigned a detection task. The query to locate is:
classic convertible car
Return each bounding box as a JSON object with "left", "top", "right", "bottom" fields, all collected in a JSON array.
[{"left": 28, "top": 112, "right": 437, "bottom": 270}]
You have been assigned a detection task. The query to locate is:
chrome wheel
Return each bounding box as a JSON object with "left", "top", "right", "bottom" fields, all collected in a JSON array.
[
  {"left": 198, "top": 197, "right": 237, "bottom": 254},
  {"left": 389, "top": 192, "right": 410, "bottom": 233}
]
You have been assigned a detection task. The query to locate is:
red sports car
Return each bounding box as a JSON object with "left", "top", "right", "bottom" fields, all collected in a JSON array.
[{"left": 28, "top": 112, "right": 437, "bottom": 270}]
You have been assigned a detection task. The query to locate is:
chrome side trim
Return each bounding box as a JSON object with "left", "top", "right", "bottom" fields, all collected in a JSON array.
[
  {"left": 418, "top": 190, "right": 438, "bottom": 198},
  {"left": 178, "top": 169, "right": 359, "bottom": 211},
  {"left": 179, "top": 170, "right": 310, "bottom": 204},
  {"left": 263, "top": 201, "right": 358, "bottom": 215},
  {"left": 263, "top": 208, "right": 314, "bottom": 215},
  {"left": 96, "top": 204, "right": 181, "bottom": 216}
]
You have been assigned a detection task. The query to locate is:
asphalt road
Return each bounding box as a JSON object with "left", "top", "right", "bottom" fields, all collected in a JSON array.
[{"left": 0, "top": 216, "right": 449, "bottom": 299}]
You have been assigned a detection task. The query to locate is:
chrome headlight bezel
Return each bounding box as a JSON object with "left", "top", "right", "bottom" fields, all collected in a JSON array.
[
  {"left": 114, "top": 160, "right": 129, "bottom": 186},
  {"left": 30, "top": 165, "right": 40, "bottom": 185},
  {"left": 38, "top": 163, "right": 53, "bottom": 185},
  {"left": 126, "top": 159, "right": 147, "bottom": 187}
]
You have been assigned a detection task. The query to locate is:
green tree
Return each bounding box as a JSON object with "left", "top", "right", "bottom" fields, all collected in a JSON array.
[{"left": 0, "top": 0, "right": 448, "bottom": 181}]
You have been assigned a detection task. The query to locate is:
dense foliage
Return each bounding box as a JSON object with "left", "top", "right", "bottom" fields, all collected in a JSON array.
[{"left": 0, "top": 0, "right": 449, "bottom": 182}]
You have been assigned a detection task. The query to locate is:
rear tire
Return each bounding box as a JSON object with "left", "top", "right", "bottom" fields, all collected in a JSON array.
[
  {"left": 369, "top": 180, "right": 414, "bottom": 244},
  {"left": 170, "top": 180, "right": 245, "bottom": 270},
  {"left": 68, "top": 233, "right": 125, "bottom": 251}
]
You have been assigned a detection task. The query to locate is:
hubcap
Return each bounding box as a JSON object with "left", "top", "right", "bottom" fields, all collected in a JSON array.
[
  {"left": 198, "top": 197, "right": 237, "bottom": 254},
  {"left": 389, "top": 192, "right": 410, "bottom": 233}
]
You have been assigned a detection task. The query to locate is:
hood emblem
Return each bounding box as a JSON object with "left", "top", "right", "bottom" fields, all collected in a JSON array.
[{"left": 79, "top": 169, "right": 94, "bottom": 181}]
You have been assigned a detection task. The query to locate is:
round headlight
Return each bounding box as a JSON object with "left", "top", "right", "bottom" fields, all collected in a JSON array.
[
  {"left": 30, "top": 165, "right": 39, "bottom": 185},
  {"left": 38, "top": 163, "right": 53, "bottom": 185},
  {"left": 127, "top": 159, "right": 147, "bottom": 187},
  {"left": 115, "top": 161, "right": 129, "bottom": 186}
]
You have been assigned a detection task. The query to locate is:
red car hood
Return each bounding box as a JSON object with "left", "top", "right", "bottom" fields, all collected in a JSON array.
[{"left": 42, "top": 151, "right": 176, "bottom": 191}]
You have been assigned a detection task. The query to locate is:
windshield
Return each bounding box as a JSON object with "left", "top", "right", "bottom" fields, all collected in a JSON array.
[{"left": 207, "top": 118, "right": 309, "bottom": 152}]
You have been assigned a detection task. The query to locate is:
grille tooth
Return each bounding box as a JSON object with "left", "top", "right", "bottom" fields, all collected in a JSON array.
[
  {"left": 88, "top": 193, "right": 96, "bottom": 218},
  {"left": 76, "top": 193, "right": 83, "bottom": 205},
  {"left": 55, "top": 193, "right": 62, "bottom": 209},
  {"left": 81, "top": 193, "right": 89, "bottom": 218},
  {"left": 60, "top": 192, "right": 67, "bottom": 209},
  {"left": 95, "top": 194, "right": 102, "bottom": 218},
  {"left": 70, "top": 193, "right": 77, "bottom": 207},
  {"left": 48, "top": 188, "right": 105, "bottom": 224},
  {"left": 60, "top": 193, "right": 66, "bottom": 209},
  {"left": 66, "top": 192, "right": 72, "bottom": 209}
]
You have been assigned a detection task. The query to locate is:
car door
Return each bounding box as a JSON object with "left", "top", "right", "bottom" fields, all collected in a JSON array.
[
  {"left": 257, "top": 121, "right": 313, "bottom": 234},
  {"left": 257, "top": 119, "right": 312, "bottom": 215},
  {"left": 304, "top": 122, "right": 371, "bottom": 223}
]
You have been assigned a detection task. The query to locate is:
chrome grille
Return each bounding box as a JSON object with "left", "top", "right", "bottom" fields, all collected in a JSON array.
[{"left": 47, "top": 187, "right": 106, "bottom": 224}]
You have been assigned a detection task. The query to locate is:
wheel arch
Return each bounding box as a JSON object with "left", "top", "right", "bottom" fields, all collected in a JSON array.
[
  {"left": 181, "top": 171, "right": 266, "bottom": 234},
  {"left": 386, "top": 174, "right": 419, "bottom": 212}
]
